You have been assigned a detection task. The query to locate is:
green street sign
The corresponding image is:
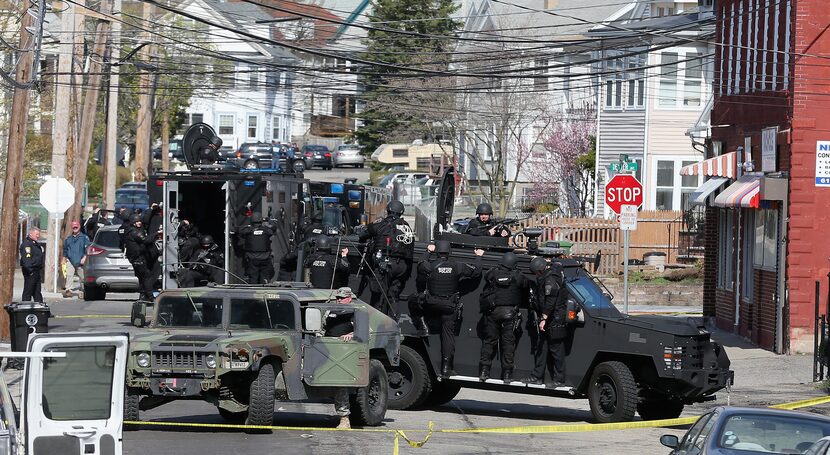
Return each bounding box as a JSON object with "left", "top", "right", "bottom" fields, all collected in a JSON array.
[{"left": 608, "top": 161, "right": 639, "bottom": 173}]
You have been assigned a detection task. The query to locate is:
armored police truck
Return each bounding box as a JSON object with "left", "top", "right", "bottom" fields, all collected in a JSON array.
[{"left": 350, "top": 167, "right": 733, "bottom": 423}]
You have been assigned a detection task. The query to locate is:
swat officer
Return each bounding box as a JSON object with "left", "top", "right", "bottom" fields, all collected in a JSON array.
[
  {"left": 478, "top": 252, "right": 530, "bottom": 383},
  {"left": 418, "top": 240, "right": 484, "bottom": 379},
  {"left": 237, "top": 215, "right": 276, "bottom": 284},
  {"left": 19, "top": 227, "right": 44, "bottom": 302},
  {"left": 304, "top": 212, "right": 325, "bottom": 240},
  {"left": 304, "top": 236, "right": 350, "bottom": 289},
  {"left": 124, "top": 214, "right": 156, "bottom": 300},
  {"left": 356, "top": 200, "right": 414, "bottom": 315},
  {"left": 538, "top": 260, "right": 568, "bottom": 386},
  {"left": 177, "top": 220, "right": 200, "bottom": 267},
  {"left": 179, "top": 235, "right": 224, "bottom": 287},
  {"left": 466, "top": 203, "right": 510, "bottom": 237}
]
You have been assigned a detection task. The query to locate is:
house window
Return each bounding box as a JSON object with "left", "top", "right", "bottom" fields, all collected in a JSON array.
[
  {"left": 684, "top": 52, "right": 703, "bottom": 107},
  {"left": 655, "top": 160, "right": 675, "bottom": 210},
  {"left": 247, "top": 115, "right": 258, "bottom": 140},
  {"left": 680, "top": 160, "right": 699, "bottom": 210},
  {"left": 717, "top": 210, "right": 735, "bottom": 289},
  {"left": 249, "top": 65, "right": 259, "bottom": 90},
  {"left": 534, "top": 58, "right": 549, "bottom": 90},
  {"left": 218, "top": 114, "right": 234, "bottom": 136},
  {"left": 653, "top": 157, "right": 700, "bottom": 210},
  {"left": 282, "top": 115, "right": 288, "bottom": 141},
  {"left": 627, "top": 53, "right": 646, "bottom": 108},
  {"left": 658, "top": 52, "right": 678, "bottom": 106},
  {"left": 753, "top": 208, "right": 779, "bottom": 271},
  {"left": 604, "top": 54, "right": 623, "bottom": 108},
  {"left": 392, "top": 148, "right": 408, "bottom": 158},
  {"left": 658, "top": 50, "right": 705, "bottom": 108},
  {"left": 272, "top": 116, "right": 280, "bottom": 141},
  {"left": 189, "top": 113, "right": 203, "bottom": 125}
]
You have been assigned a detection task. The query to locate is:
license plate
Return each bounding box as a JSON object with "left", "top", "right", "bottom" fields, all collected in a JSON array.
[
  {"left": 230, "top": 361, "right": 249, "bottom": 369},
  {"left": 109, "top": 258, "right": 130, "bottom": 266}
]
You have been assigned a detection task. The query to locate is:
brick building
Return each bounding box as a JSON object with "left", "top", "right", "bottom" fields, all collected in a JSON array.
[{"left": 685, "top": 0, "right": 830, "bottom": 353}]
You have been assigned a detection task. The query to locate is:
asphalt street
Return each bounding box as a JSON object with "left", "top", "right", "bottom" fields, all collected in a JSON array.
[{"left": 17, "top": 292, "right": 823, "bottom": 455}]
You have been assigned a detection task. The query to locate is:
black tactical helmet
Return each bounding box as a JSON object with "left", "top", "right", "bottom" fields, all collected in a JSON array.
[
  {"left": 476, "top": 202, "right": 493, "bottom": 215},
  {"left": 550, "top": 262, "right": 564, "bottom": 275},
  {"left": 387, "top": 200, "right": 405, "bottom": 217},
  {"left": 200, "top": 235, "right": 214, "bottom": 248},
  {"left": 129, "top": 213, "right": 142, "bottom": 225},
  {"left": 435, "top": 240, "right": 452, "bottom": 255},
  {"left": 317, "top": 235, "right": 331, "bottom": 251},
  {"left": 501, "top": 252, "right": 518, "bottom": 269},
  {"left": 529, "top": 256, "right": 548, "bottom": 275}
]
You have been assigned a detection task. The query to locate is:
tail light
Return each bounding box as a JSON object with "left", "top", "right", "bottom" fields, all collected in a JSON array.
[
  {"left": 87, "top": 245, "right": 107, "bottom": 256},
  {"left": 324, "top": 153, "right": 331, "bottom": 157},
  {"left": 338, "top": 152, "right": 344, "bottom": 157},
  {"left": 305, "top": 152, "right": 312, "bottom": 157}
]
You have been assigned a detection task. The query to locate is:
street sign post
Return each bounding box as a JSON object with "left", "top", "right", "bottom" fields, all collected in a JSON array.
[
  {"left": 605, "top": 174, "right": 643, "bottom": 315},
  {"left": 39, "top": 177, "right": 75, "bottom": 292}
]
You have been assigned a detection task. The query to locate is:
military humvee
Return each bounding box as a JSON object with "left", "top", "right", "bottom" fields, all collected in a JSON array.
[{"left": 125, "top": 283, "right": 401, "bottom": 430}]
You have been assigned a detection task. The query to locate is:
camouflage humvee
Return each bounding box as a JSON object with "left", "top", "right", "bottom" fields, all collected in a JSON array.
[{"left": 125, "top": 282, "right": 400, "bottom": 430}]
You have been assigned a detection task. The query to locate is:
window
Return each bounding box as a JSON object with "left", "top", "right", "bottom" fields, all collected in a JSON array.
[
  {"left": 247, "top": 115, "right": 258, "bottom": 139},
  {"left": 190, "top": 113, "right": 203, "bottom": 125},
  {"left": 272, "top": 116, "right": 280, "bottom": 141},
  {"left": 218, "top": 114, "right": 234, "bottom": 136},
  {"left": 753, "top": 208, "right": 779, "bottom": 270},
  {"left": 718, "top": 210, "right": 735, "bottom": 289},
  {"left": 604, "top": 54, "right": 623, "bottom": 108},
  {"left": 42, "top": 345, "right": 116, "bottom": 420},
  {"left": 681, "top": 160, "right": 699, "bottom": 210},
  {"left": 392, "top": 148, "right": 408, "bottom": 158},
  {"left": 655, "top": 160, "right": 675, "bottom": 210},
  {"left": 534, "top": 58, "right": 549, "bottom": 90},
  {"left": 658, "top": 50, "right": 706, "bottom": 108},
  {"left": 627, "top": 54, "right": 646, "bottom": 108},
  {"left": 155, "top": 297, "right": 224, "bottom": 328},
  {"left": 684, "top": 52, "right": 703, "bottom": 106},
  {"left": 652, "top": 157, "right": 698, "bottom": 210},
  {"left": 282, "top": 115, "right": 288, "bottom": 141},
  {"left": 249, "top": 65, "right": 258, "bottom": 90},
  {"left": 229, "top": 299, "right": 296, "bottom": 329},
  {"left": 677, "top": 413, "right": 714, "bottom": 452},
  {"left": 658, "top": 52, "right": 678, "bottom": 106}
]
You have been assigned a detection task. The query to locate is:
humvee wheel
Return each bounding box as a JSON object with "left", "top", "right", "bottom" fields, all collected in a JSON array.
[
  {"left": 423, "top": 381, "right": 461, "bottom": 407},
  {"left": 387, "top": 345, "right": 431, "bottom": 410},
  {"left": 588, "top": 361, "right": 637, "bottom": 423},
  {"left": 124, "top": 389, "right": 141, "bottom": 430},
  {"left": 245, "top": 363, "right": 276, "bottom": 433},
  {"left": 219, "top": 408, "right": 247, "bottom": 423},
  {"left": 637, "top": 398, "right": 684, "bottom": 420},
  {"left": 351, "top": 359, "right": 388, "bottom": 426}
]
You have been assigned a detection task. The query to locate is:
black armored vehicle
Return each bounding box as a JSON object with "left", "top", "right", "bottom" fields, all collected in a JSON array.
[{"left": 350, "top": 167, "right": 733, "bottom": 423}]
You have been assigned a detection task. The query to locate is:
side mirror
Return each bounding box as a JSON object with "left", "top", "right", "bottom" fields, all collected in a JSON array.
[
  {"left": 660, "top": 435, "right": 679, "bottom": 449},
  {"left": 304, "top": 308, "right": 323, "bottom": 332},
  {"left": 566, "top": 299, "right": 581, "bottom": 323}
]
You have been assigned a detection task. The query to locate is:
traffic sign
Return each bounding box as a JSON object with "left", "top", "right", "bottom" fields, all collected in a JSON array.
[
  {"left": 39, "top": 177, "right": 75, "bottom": 214},
  {"left": 608, "top": 161, "right": 639, "bottom": 173},
  {"left": 605, "top": 174, "right": 643, "bottom": 214},
  {"left": 619, "top": 204, "right": 638, "bottom": 231}
]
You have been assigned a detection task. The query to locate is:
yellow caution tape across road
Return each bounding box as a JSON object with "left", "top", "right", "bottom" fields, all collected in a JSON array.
[
  {"left": 53, "top": 314, "right": 130, "bottom": 319},
  {"left": 769, "top": 395, "right": 830, "bottom": 410}
]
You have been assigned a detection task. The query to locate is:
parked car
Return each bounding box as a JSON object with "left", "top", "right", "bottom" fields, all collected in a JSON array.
[
  {"left": 333, "top": 144, "right": 365, "bottom": 168},
  {"left": 84, "top": 225, "right": 138, "bottom": 300},
  {"left": 233, "top": 142, "right": 274, "bottom": 169},
  {"left": 378, "top": 172, "right": 428, "bottom": 193},
  {"left": 115, "top": 188, "right": 150, "bottom": 212},
  {"left": 806, "top": 436, "right": 830, "bottom": 454},
  {"left": 301, "top": 144, "right": 332, "bottom": 170},
  {"left": 119, "top": 182, "right": 146, "bottom": 190},
  {"left": 659, "top": 406, "right": 830, "bottom": 454},
  {"left": 152, "top": 139, "right": 184, "bottom": 161}
]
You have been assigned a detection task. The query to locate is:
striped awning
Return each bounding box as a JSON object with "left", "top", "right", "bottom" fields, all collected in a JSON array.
[
  {"left": 679, "top": 151, "right": 741, "bottom": 179},
  {"left": 714, "top": 175, "right": 761, "bottom": 208},
  {"left": 689, "top": 177, "right": 729, "bottom": 206}
]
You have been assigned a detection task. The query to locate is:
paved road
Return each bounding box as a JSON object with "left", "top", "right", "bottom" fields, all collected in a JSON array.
[
  {"left": 304, "top": 167, "right": 370, "bottom": 184},
  {"left": 23, "top": 295, "right": 823, "bottom": 455}
]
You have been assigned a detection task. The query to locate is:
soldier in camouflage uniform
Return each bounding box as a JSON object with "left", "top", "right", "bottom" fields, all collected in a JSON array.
[{"left": 327, "top": 287, "right": 357, "bottom": 429}]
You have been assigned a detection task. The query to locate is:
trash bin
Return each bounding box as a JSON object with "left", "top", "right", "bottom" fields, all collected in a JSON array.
[{"left": 5, "top": 302, "right": 51, "bottom": 352}]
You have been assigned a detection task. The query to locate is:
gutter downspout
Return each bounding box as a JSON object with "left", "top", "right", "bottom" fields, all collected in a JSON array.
[
  {"left": 734, "top": 146, "right": 744, "bottom": 330},
  {"left": 776, "top": 185, "right": 788, "bottom": 353}
]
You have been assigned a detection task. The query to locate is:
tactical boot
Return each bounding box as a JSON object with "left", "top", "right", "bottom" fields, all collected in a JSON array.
[
  {"left": 440, "top": 357, "right": 454, "bottom": 379},
  {"left": 413, "top": 318, "right": 429, "bottom": 337},
  {"left": 502, "top": 369, "right": 513, "bottom": 383},
  {"left": 479, "top": 365, "right": 490, "bottom": 382},
  {"left": 522, "top": 376, "right": 544, "bottom": 385}
]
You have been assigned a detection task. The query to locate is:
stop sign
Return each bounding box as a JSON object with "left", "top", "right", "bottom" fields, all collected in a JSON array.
[
  {"left": 605, "top": 174, "right": 643, "bottom": 214},
  {"left": 39, "top": 177, "right": 75, "bottom": 214}
]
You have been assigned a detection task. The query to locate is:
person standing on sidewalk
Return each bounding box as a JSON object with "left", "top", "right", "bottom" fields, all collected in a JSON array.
[
  {"left": 19, "top": 227, "right": 44, "bottom": 302},
  {"left": 62, "top": 220, "right": 91, "bottom": 298}
]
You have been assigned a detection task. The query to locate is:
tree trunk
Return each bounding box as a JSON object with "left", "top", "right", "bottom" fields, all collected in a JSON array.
[{"left": 161, "top": 114, "right": 170, "bottom": 171}]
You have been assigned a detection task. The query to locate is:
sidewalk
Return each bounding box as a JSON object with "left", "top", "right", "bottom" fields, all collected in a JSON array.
[{"left": 11, "top": 268, "right": 68, "bottom": 303}]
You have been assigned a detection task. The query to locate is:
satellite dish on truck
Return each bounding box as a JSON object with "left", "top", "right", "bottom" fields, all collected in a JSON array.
[{"left": 182, "top": 122, "right": 223, "bottom": 168}]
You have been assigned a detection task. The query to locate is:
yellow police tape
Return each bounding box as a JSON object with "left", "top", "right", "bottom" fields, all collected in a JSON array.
[
  {"left": 123, "top": 395, "right": 830, "bottom": 453},
  {"left": 53, "top": 315, "right": 130, "bottom": 319}
]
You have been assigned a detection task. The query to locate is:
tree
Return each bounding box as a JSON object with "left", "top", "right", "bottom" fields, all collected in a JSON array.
[
  {"left": 354, "top": 0, "right": 462, "bottom": 155},
  {"left": 527, "top": 117, "right": 596, "bottom": 216}
]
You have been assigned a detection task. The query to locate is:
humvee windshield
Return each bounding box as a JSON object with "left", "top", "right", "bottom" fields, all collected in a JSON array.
[
  {"left": 156, "top": 296, "right": 224, "bottom": 328},
  {"left": 567, "top": 276, "right": 622, "bottom": 318},
  {"left": 229, "top": 298, "right": 296, "bottom": 330}
]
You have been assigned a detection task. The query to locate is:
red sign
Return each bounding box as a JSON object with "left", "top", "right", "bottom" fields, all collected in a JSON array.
[{"left": 605, "top": 174, "right": 643, "bottom": 214}]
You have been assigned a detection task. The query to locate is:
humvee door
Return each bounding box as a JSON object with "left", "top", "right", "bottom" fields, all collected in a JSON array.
[{"left": 301, "top": 305, "right": 370, "bottom": 387}]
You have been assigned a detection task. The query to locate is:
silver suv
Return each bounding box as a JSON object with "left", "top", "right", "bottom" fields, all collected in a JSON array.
[{"left": 84, "top": 225, "right": 138, "bottom": 300}]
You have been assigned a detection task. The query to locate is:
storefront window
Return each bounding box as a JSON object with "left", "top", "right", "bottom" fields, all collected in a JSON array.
[
  {"left": 753, "top": 209, "right": 779, "bottom": 270},
  {"left": 717, "top": 210, "right": 735, "bottom": 289}
]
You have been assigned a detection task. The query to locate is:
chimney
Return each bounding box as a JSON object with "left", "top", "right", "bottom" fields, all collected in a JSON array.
[{"left": 545, "top": 0, "right": 558, "bottom": 9}]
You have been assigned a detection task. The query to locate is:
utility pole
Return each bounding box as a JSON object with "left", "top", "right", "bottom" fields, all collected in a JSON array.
[
  {"left": 133, "top": 1, "right": 154, "bottom": 182},
  {"left": 0, "top": 4, "right": 37, "bottom": 338},
  {"left": 46, "top": 0, "right": 75, "bottom": 293},
  {"left": 103, "top": 0, "right": 121, "bottom": 209}
]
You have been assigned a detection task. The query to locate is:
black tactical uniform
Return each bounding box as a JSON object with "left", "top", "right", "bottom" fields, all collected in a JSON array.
[
  {"left": 179, "top": 235, "right": 225, "bottom": 287},
  {"left": 356, "top": 201, "right": 414, "bottom": 315},
  {"left": 304, "top": 236, "right": 350, "bottom": 289},
  {"left": 417, "top": 240, "right": 481, "bottom": 378},
  {"left": 177, "top": 222, "right": 200, "bottom": 268},
  {"left": 539, "top": 262, "right": 568, "bottom": 385},
  {"left": 304, "top": 213, "right": 325, "bottom": 240},
  {"left": 478, "top": 252, "right": 529, "bottom": 382},
  {"left": 124, "top": 214, "right": 156, "bottom": 300},
  {"left": 19, "top": 233, "right": 44, "bottom": 302},
  {"left": 466, "top": 203, "right": 509, "bottom": 237},
  {"left": 237, "top": 217, "right": 276, "bottom": 284},
  {"left": 84, "top": 209, "right": 109, "bottom": 241},
  {"left": 146, "top": 227, "right": 163, "bottom": 293}
]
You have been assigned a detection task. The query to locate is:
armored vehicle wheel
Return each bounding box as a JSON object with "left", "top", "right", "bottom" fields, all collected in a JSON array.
[
  {"left": 245, "top": 362, "right": 276, "bottom": 433},
  {"left": 219, "top": 408, "right": 247, "bottom": 423},
  {"left": 423, "top": 381, "right": 461, "bottom": 407},
  {"left": 637, "top": 398, "right": 684, "bottom": 420},
  {"left": 124, "top": 389, "right": 140, "bottom": 430},
  {"left": 387, "top": 345, "right": 431, "bottom": 410},
  {"left": 350, "top": 359, "right": 388, "bottom": 426},
  {"left": 292, "top": 159, "right": 305, "bottom": 173},
  {"left": 588, "top": 361, "right": 638, "bottom": 423}
]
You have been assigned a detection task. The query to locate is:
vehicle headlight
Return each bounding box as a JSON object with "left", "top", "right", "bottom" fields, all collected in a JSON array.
[
  {"left": 136, "top": 352, "right": 151, "bottom": 368},
  {"left": 206, "top": 354, "right": 217, "bottom": 369}
]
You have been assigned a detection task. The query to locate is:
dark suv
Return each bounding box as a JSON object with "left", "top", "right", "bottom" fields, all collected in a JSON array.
[
  {"left": 301, "top": 144, "right": 332, "bottom": 170},
  {"left": 233, "top": 142, "right": 273, "bottom": 169}
]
